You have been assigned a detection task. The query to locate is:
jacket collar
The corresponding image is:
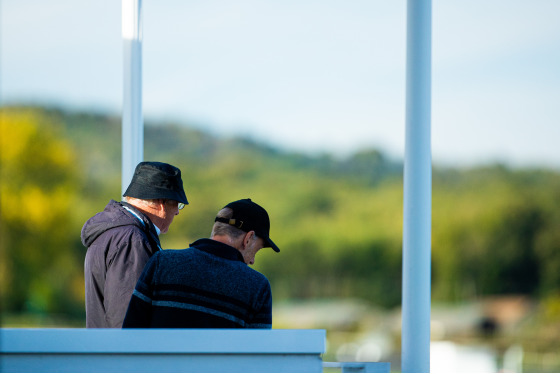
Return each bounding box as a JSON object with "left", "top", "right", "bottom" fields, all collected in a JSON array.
[
  {"left": 119, "top": 200, "right": 162, "bottom": 251},
  {"left": 190, "top": 238, "right": 245, "bottom": 263}
]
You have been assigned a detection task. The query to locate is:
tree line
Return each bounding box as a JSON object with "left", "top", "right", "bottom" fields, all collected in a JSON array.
[{"left": 1, "top": 105, "right": 559, "bottom": 323}]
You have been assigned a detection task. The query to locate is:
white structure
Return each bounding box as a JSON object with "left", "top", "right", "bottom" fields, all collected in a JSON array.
[
  {"left": 0, "top": 329, "right": 391, "bottom": 373},
  {"left": 1, "top": 329, "right": 325, "bottom": 373},
  {"left": 401, "top": 0, "right": 432, "bottom": 372},
  {"left": 121, "top": 0, "right": 144, "bottom": 195}
]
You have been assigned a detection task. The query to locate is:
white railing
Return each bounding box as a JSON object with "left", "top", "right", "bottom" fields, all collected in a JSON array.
[
  {"left": 323, "top": 361, "right": 391, "bottom": 373},
  {"left": 0, "top": 329, "right": 390, "bottom": 373}
]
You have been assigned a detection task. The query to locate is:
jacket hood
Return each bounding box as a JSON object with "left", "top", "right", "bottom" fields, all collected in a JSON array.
[{"left": 81, "top": 200, "right": 147, "bottom": 247}]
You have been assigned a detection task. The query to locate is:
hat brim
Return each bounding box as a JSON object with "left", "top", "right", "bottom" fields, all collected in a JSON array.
[
  {"left": 124, "top": 184, "right": 189, "bottom": 205},
  {"left": 265, "top": 237, "right": 280, "bottom": 253}
]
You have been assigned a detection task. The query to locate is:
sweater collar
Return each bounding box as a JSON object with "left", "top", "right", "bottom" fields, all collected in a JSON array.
[{"left": 190, "top": 238, "right": 245, "bottom": 263}]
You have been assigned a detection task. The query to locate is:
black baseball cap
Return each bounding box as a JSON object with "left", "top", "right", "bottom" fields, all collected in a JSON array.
[
  {"left": 215, "top": 198, "right": 280, "bottom": 253},
  {"left": 123, "top": 161, "right": 188, "bottom": 205}
]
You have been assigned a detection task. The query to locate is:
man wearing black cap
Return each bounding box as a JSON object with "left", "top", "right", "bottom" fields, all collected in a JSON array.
[
  {"left": 81, "top": 161, "right": 188, "bottom": 328},
  {"left": 122, "top": 198, "right": 279, "bottom": 329}
]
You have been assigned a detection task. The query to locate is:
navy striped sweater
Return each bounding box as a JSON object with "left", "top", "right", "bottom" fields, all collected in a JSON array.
[{"left": 122, "top": 239, "right": 272, "bottom": 328}]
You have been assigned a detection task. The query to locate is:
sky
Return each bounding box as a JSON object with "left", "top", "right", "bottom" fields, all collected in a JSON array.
[{"left": 2, "top": 0, "right": 559, "bottom": 168}]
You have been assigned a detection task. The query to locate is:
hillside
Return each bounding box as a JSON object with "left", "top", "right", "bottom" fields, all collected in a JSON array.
[{"left": 2, "top": 105, "right": 560, "bottom": 316}]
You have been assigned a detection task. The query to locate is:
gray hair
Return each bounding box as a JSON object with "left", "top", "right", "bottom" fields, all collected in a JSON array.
[
  {"left": 123, "top": 196, "right": 160, "bottom": 209},
  {"left": 211, "top": 207, "right": 246, "bottom": 239}
]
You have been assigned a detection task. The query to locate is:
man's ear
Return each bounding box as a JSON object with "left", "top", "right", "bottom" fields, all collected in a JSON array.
[
  {"left": 242, "top": 231, "right": 255, "bottom": 248},
  {"left": 156, "top": 199, "right": 166, "bottom": 213}
]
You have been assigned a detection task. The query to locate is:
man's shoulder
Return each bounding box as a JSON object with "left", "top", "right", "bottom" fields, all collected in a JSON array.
[
  {"left": 85, "top": 217, "right": 153, "bottom": 256},
  {"left": 163, "top": 247, "right": 216, "bottom": 264},
  {"left": 101, "top": 217, "right": 148, "bottom": 240},
  {"left": 83, "top": 201, "right": 142, "bottom": 240},
  {"left": 244, "top": 264, "right": 271, "bottom": 284},
  {"left": 152, "top": 248, "right": 195, "bottom": 262},
  {"left": 111, "top": 223, "right": 151, "bottom": 243}
]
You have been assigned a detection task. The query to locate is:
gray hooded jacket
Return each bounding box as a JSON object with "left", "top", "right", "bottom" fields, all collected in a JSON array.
[{"left": 81, "top": 200, "right": 161, "bottom": 328}]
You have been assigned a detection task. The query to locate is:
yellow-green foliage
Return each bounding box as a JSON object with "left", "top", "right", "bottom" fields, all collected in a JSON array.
[
  {"left": 3, "top": 106, "right": 560, "bottom": 319},
  {"left": 0, "top": 108, "right": 85, "bottom": 316}
]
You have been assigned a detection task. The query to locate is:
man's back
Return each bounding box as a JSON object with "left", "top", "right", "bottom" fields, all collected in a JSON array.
[
  {"left": 123, "top": 238, "right": 272, "bottom": 328},
  {"left": 82, "top": 200, "right": 161, "bottom": 327}
]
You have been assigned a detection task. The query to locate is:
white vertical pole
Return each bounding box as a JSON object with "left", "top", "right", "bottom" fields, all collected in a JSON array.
[
  {"left": 401, "top": 0, "right": 432, "bottom": 372},
  {"left": 121, "top": 0, "right": 144, "bottom": 195}
]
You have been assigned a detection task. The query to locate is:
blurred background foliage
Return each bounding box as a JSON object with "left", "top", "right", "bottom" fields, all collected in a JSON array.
[{"left": 2, "top": 105, "right": 560, "bottom": 369}]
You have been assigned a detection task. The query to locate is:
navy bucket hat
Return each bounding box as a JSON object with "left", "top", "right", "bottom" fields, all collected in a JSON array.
[{"left": 123, "top": 161, "right": 188, "bottom": 205}]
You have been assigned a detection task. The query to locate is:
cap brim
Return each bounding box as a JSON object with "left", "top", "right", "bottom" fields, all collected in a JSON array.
[{"left": 265, "top": 237, "right": 280, "bottom": 253}]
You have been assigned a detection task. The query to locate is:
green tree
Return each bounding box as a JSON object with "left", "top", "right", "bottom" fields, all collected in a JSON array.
[{"left": 0, "top": 108, "right": 85, "bottom": 318}]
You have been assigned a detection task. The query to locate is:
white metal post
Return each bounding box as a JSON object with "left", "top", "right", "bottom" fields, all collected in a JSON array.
[
  {"left": 401, "top": 0, "right": 432, "bottom": 372},
  {"left": 122, "top": 0, "right": 144, "bottom": 195}
]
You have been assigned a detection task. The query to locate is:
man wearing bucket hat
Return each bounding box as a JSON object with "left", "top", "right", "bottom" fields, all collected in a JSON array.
[
  {"left": 122, "top": 198, "right": 279, "bottom": 329},
  {"left": 81, "top": 161, "right": 188, "bottom": 328}
]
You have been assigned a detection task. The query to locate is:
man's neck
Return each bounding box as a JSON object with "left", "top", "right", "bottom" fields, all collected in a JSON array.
[{"left": 126, "top": 201, "right": 162, "bottom": 234}]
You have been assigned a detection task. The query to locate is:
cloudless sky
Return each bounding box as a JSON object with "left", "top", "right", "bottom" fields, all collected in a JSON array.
[{"left": 2, "top": 0, "right": 559, "bottom": 168}]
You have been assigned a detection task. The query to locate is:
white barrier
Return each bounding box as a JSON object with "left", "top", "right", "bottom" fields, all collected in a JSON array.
[
  {"left": 0, "top": 328, "right": 390, "bottom": 373},
  {"left": 0, "top": 328, "right": 324, "bottom": 373},
  {"left": 323, "top": 361, "right": 392, "bottom": 373}
]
